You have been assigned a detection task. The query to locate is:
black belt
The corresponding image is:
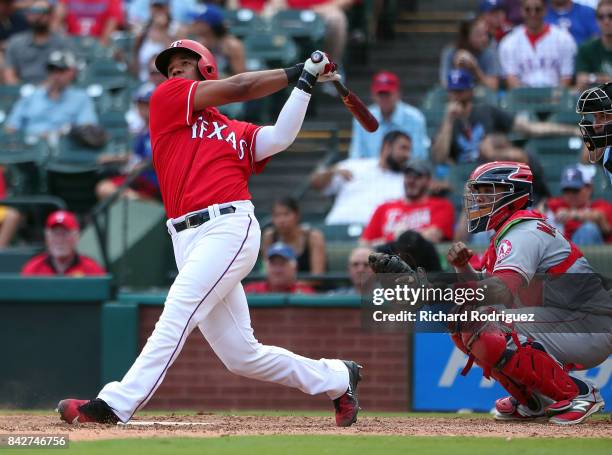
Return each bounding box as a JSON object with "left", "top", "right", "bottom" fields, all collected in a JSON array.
[{"left": 173, "top": 206, "right": 236, "bottom": 232}]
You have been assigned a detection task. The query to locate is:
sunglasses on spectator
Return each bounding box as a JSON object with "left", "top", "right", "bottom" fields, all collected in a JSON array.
[
  {"left": 597, "top": 13, "right": 612, "bottom": 21},
  {"left": 523, "top": 6, "right": 544, "bottom": 13},
  {"left": 562, "top": 188, "right": 581, "bottom": 194},
  {"left": 350, "top": 261, "right": 370, "bottom": 268},
  {"left": 29, "top": 6, "right": 50, "bottom": 14}
]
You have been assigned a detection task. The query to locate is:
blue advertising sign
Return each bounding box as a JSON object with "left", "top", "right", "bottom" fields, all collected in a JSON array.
[{"left": 412, "top": 333, "right": 612, "bottom": 412}]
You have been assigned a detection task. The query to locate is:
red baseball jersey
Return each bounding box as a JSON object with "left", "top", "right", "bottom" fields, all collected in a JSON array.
[
  {"left": 547, "top": 197, "right": 612, "bottom": 243},
  {"left": 361, "top": 197, "right": 455, "bottom": 242},
  {"left": 60, "top": 0, "right": 123, "bottom": 38},
  {"left": 21, "top": 253, "right": 106, "bottom": 277},
  {"left": 149, "top": 78, "right": 269, "bottom": 218}
]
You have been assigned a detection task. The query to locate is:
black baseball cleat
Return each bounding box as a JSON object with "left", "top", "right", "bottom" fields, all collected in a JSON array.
[
  {"left": 333, "top": 360, "right": 362, "bottom": 427},
  {"left": 56, "top": 398, "right": 119, "bottom": 424}
]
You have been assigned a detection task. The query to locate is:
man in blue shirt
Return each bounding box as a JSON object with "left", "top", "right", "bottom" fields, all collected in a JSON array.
[
  {"left": 576, "top": 82, "right": 612, "bottom": 185},
  {"left": 349, "top": 71, "right": 429, "bottom": 160},
  {"left": 545, "top": 0, "right": 600, "bottom": 44},
  {"left": 5, "top": 50, "right": 98, "bottom": 139}
]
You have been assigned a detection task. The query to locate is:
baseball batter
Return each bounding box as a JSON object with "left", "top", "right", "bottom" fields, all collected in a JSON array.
[
  {"left": 57, "top": 40, "right": 361, "bottom": 427},
  {"left": 577, "top": 82, "right": 612, "bottom": 185},
  {"left": 370, "top": 161, "right": 612, "bottom": 424}
]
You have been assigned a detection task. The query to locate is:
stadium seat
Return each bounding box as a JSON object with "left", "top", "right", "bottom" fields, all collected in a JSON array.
[
  {"left": 98, "top": 110, "right": 130, "bottom": 149},
  {"left": 548, "top": 110, "right": 581, "bottom": 125},
  {"left": 500, "top": 87, "right": 574, "bottom": 117},
  {"left": 225, "top": 8, "right": 266, "bottom": 39},
  {"left": 0, "top": 246, "right": 44, "bottom": 273},
  {"left": 51, "top": 134, "right": 108, "bottom": 166},
  {"left": 80, "top": 57, "right": 129, "bottom": 91},
  {"left": 271, "top": 9, "right": 326, "bottom": 60},
  {"left": 524, "top": 136, "right": 583, "bottom": 182},
  {"left": 45, "top": 162, "right": 100, "bottom": 215},
  {"left": 326, "top": 241, "right": 358, "bottom": 272},
  {"left": 316, "top": 223, "right": 364, "bottom": 242},
  {"left": 243, "top": 32, "right": 299, "bottom": 67}
]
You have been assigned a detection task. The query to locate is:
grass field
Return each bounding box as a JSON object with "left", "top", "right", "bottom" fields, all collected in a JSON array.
[{"left": 0, "top": 410, "right": 610, "bottom": 454}]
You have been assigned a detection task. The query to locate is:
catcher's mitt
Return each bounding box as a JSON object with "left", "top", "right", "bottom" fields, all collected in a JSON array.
[{"left": 368, "top": 253, "right": 429, "bottom": 287}]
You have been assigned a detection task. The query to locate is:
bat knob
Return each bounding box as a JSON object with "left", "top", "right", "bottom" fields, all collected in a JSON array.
[{"left": 310, "top": 51, "right": 324, "bottom": 63}]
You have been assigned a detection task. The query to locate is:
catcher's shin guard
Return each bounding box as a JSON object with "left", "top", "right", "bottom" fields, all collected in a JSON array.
[{"left": 457, "top": 321, "right": 579, "bottom": 406}]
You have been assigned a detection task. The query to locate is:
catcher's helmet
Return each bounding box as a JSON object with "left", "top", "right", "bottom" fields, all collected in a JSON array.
[
  {"left": 155, "top": 39, "right": 218, "bottom": 80},
  {"left": 576, "top": 82, "right": 612, "bottom": 161},
  {"left": 464, "top": 161, "right": 533, "bottom": 233}
]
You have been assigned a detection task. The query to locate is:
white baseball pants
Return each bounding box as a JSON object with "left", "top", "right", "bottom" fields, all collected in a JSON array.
[{"left": 98, "top": 200, "right": 349, "bottom": 422}]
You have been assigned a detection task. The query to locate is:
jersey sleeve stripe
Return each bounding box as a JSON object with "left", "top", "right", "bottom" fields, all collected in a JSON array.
[
  {"left": 493, "top": 265, "right": 530, "bottom": 283},
  {"left": 186, "top": 81, "right": 198, "bottom": 126}
]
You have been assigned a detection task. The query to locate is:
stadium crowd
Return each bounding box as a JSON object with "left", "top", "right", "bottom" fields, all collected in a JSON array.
[{"left": 0, "top": 0, "right": 610, "bottom": 290}]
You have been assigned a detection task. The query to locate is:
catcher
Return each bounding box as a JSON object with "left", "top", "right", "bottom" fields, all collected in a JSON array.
[{"left": 370, "top": 161, "right": 612, "bottom": 425}]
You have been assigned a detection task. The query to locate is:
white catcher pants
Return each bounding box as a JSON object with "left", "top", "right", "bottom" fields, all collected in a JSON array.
[{"left": 98, "top": 200, "right": 349, "bottom": 422}]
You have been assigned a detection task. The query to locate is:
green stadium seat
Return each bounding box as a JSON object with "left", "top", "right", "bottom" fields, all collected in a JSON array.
[
  {"left": 326, "top": 241, "right": 358, "bottom": 272},
  {"left": 244, "top": 32, "right": 299, "bottom": 67},
  {"left": 45, "top": 162, "right": 100, "bottom": 215},
  {"left": 524, "top": 136, "right": 583, "bottom": 182},
  {"left": 500, "top": 87, "right": 574, "bottom": 117},
  {"left": 225, "top": 8, "right": 266, "bottom": 39},
  {"left": 271, "top": 9, "right": 326, "bottom": 60},
  {"left": 98, "top": 110, "right": 130, "bottom": 149},
  {"left": 0, "top": 246, "right": 43, "bottom": 273},
  {"left": 81, "top": 57, "right": 129, "bottom": 90},
  {"left": 316, "top": 223, "right": 364, "bottom": 242},
  {"left": 548, "top": 110, "right": 581, "bottom": 125}
]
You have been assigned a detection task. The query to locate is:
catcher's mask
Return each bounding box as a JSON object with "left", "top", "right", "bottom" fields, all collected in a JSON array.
[
  {"left": 464, "top": 161, "right": 533, "bottom": 234},
  {"left": 576, "top": 82, "right": 612, "bottom": 163}
]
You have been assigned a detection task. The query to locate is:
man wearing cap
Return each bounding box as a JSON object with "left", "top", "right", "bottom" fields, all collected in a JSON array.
[
  {"left": 349, "top": 71, "right": 429, "bottom": 160},
  {"left": 3, "top": 0, "right": 75, "bottom": 85},
  {"left": 311, "top": 130, "right": 412, "bottom": 225},
  {"left": 479, "top": 0, "right": 513, "bottom": 43},
  {"left": 96, "top": 84, "right": 159, "bottom": 201},
  {"left": 547, "top": 165, "right": 612, "bottom": 245},
  {"left": 432, "top": 69, "right": 580, "bottom": 164},
  {"left": 243, "top": 243, "right": 316, "bottom": 294},
  {"left": 21, "top": 210, "right": 106, "bottom": 276},
  {"left": 5, "top": 50, "right": 98, "bottom": 139},
  {"left": 499, "top": 0, "right": 576, "bottom": 88},
  {"left": 361, "top": 160, "right": 455, "bottom": 245}
]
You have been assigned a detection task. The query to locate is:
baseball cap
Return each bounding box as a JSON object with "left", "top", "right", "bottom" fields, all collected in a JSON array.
[
  {"left": 46, "top": 210, "right": 80, "bottom": 231},
  {"left": 371, "top": 71, "right": 400, "bottom": 94},
  {"left": 560, "top": 166, "right": 587, "bottom": 190},
  {"left": 447, "top": 69, "right": 475, "bottom": 91},
  {"left": 479, "top": 0, "right": 505, "bottom": 13},
  {"left": 47, "top": 50, "right": 77, "bottom": 71},
  {"left": 404, "top": 160, "right": 432, "bottom": 177},
  {"left": 191, "top": 4, "right": 225, "bottom": 27},
  {"left": 267, "top": 243, "right": 296, "bottom": 261}
]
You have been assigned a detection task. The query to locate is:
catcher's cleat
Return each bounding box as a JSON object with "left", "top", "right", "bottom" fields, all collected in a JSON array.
[
  {"left": 56, "top": 398, "right": 119, "bottom": 424},
  {"left": 333, "top": 360, "right": 362, "bottom": 427},
  {"left": 546, "top": 385, "right": 605, "bottom": 425},
  {"left": 493, "top": 396, "right": 546, "bottom": 421}
]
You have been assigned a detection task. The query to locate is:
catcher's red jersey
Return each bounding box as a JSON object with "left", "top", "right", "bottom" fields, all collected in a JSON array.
[{"left": 150, "top": 78, "right": 268, "bottom": 218}]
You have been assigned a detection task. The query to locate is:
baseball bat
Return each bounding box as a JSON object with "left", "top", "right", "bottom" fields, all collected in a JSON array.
[{"left": 310, "top": 52, "right": 379, "bottom": 133}]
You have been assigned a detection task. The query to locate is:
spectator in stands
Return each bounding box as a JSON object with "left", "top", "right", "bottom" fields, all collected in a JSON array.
[
  {"left": 439, "top": 16, "right": 501, "bottom": 90},
  {"left": 575, "top": 0, "right": 612, "bottom": 90},
  {"left": 133, "top": 1, "right": 175, "bottom": 81},
  {"left": 21, "top": 210, "right": 106, "bottom": 276},
  {"left": 545, "top": 0, "right": 599, "bottom": 45},
  {"left": 188, "top": 3, "right": 246, "bottom": 76},
  {"left": 244, "top": 243, "right": 316, "bottom": 294},
  {"left": 431, "top": 69, "right": 579, "bottom": 164},
  {"left": 0, "top": 0, "right": 29, "bottom": 46},
  {"left": 329, "top": 246, "right": 374, "bottom": 295},
  {"left": 499, "top": 0, "right": 577, "bottom": 88},
  {"left": 5, "top": 50, "right": 98, "bottom": 140},
  {"left": 361, "top": 161, "right": 455, "bottom": 245},
  {"left": 349, "top": 71, "right": 429, "bottom": 160},
  {"left": 479, "top": 0, "right": 513, "bottom": 43},
  {"left": 3, "top": 0, "right": 74, "bottom": 85},
  {"left": 311, "top": 130, "right": 411, "bottom": 225},
  {"left": 127, "top": 0, "right": 197, "bottom": 34},
  {"left": 96, "top": 85, "right": 159, "bottom": 202},
  {"left": 547, "top": 165, "right": 612, "bottom": 244},
  {"left": 0, "top": 168, "right": 22, "bottom": 249},
  {"left": 261, "top": 197, "right": 326, "bottom": 274},
  {"left": 375, "top": 229, "right": 443, "bottom": 271},
  {"left": 54, "top": 0, "right": 123, "bottom": 47}
]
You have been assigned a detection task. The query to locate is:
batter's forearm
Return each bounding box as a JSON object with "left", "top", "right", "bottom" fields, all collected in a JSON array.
[{"left": 229, "top": 69, "right": 290, "bottom": 100}]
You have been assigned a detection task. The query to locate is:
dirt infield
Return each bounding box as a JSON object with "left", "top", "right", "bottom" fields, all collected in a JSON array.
[{"left": 1, "top": 413, "right": 611, "bottom": 441}]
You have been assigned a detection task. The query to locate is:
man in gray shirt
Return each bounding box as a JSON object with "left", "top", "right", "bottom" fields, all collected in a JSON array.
[{"left": 3, "top": 0, "right": 74, "bottom": 85}]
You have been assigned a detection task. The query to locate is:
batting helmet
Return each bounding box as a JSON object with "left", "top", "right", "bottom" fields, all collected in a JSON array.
[
  {"left": 155, "top": 39, "right": 218, "bottom": 80},
  {"left": 464, "top": 161, "right": 533, "bottom": 234},
  {"left": 576, "top": 82, "right": 612, "bottom": 162}
]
